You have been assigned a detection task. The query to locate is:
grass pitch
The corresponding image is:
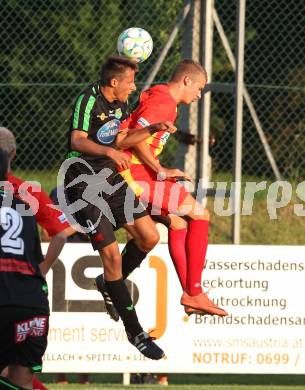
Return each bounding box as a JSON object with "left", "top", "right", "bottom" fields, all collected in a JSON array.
[
  {"left": 46, "top": 385, "right": 305, "bottom": 390},
  {"left": 41, "top": 374, "right": 305, "bottom": 389}
]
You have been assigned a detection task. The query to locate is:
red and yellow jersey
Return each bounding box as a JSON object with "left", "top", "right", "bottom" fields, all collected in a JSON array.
[
  {"left": 7, "top": 174, "right": 70, "bottom": 237},
  {"left": 121, "top": 84, "right": 177, "bottom": 165}
]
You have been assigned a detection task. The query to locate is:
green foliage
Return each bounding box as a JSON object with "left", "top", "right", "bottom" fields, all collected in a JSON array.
[
  {"left": 1, "top": 0, "right": 304, "bottom": 179},
  {"left": 1, "top": 0, "right": 184, "bottom": 170}
]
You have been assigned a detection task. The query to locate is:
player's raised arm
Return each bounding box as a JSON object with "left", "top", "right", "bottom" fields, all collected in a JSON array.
[
  {"left": 132, "top": 138, "right": 190, "bottom": 181},
  {"left": 116, "top": 121, "right": 176, "bottom": 150},
  {"left": 71, "top": 130, "right": 131, "bottom": 169}
]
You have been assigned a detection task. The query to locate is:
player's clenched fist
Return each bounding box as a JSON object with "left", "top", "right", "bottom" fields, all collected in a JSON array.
[
  {"left": 148, "top": 121, "right": 177, "bottom": 134},
  {"left": 107, "top": 148, "right": 131, "bottom": 170}
]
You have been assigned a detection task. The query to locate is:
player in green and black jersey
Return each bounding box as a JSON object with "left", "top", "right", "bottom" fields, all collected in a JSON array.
[{"left": 63, "top": 56, "right": 176, "bottom": 360}]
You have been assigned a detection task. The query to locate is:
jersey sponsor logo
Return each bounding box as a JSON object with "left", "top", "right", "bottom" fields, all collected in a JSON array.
[
  {"left": 58, "top": 213, "right": 67, "bottom": 223},
  {"left": 15, "top": 316, "right": 48, "bottom": 343},
  {"left": 97, "top": 112, "right": 108, "bottom": 121},
  {"left": 137, "top": 117, "right": 150, "bottom": 127},
  {"left": 160, "top": 131, "right": 170, "bottom": 145},
  {"left": 114, "top": 108, "right": 122, "bottom": 119},
  {"left": 107, "top": 108, "right": 123, "bottom": 119},
  {"left": 96, "top": 119, "right": 121, "bottom": 144}
]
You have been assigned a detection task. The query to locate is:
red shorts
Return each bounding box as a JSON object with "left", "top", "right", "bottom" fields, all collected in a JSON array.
[{"left": 126, "top": 165, "right": 189, "bottom": 216}]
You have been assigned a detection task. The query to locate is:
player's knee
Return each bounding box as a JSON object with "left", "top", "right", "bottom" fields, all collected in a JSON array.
[
  {"left": 169, "top": 215, "right": 188, "bottom": 230},
  {"left": 141, "top": 229, "right": 160, "bottom": 251},
  {"left": 202, "top": 208, "right": 210, "bottom": 221},
  {"left": 110, "top": 253, "right": 122, "bottom": 269},
  {"left": 191, "top": 206, "right": 210, "bottom": 221}
]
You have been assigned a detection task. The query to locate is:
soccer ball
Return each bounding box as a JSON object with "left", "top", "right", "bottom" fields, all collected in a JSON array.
[{"left": 117, "top": 27, "right": 153, "bottom": 63}]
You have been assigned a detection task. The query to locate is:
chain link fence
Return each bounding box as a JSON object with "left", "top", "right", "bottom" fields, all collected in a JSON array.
[
  {"left": 1, "top": 0, "right": 304, "bottom": 185},
  {"left": 0, "top": 0, "right": 184, "bottom": 181},
  {"left": 210, "top": 0, "right": 305, "bottom": 180}
]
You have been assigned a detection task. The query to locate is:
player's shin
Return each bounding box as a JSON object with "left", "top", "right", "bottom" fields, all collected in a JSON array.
[
  {"left": 185, "top": 219, "right": 209, "bottom": 296},
  {"left": 168, "top": 228, "right": 187, "bottom": 290}
]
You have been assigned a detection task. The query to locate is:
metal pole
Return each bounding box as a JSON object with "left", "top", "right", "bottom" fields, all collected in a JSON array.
[
  {"left": 233, "top": 0, "right": 246, "bottom": 244},
  {"left": 178, "top": 0, "right": 201, "bottom": 181},
  {"left": 141, "top": 0, "right": 192, "bottom": 92},
  {"left": 122, "top": 373, "right": 130, "bottom": 385},
  {"left": 212, "top": 8, "right": 282, "bottom": 181},
  {"left": 198, "top": 0, "right": 214, "bottom": 193}
]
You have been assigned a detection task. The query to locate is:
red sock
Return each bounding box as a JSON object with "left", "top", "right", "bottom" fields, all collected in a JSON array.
[
  {"left": 32, "top": 376, "right": 48, "bottom": 390},
  {"left": 168, "top": 228, "right": 187, "bottom": 290},
  {"left": 185, "top": 219, "right": 209, "bottom": 296}
]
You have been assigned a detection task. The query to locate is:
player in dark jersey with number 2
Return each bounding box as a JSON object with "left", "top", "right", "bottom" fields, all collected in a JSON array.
[{"left": 0, "top": 148, "right": 49, "bottom": 390}]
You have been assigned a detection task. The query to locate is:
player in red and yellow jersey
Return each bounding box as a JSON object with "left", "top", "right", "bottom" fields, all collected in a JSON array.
[
  {"left": 119, "top": 59, "right": 228, "bottom": 317},
  {"left": 120, "top": 82, "right": 189, "bottom": 212}
]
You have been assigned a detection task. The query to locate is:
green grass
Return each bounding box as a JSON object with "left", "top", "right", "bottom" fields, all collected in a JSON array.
[
  {"left": 38, "top": 374, "right": 305, "bottom": 389},
  {"left": 13, "top": 169, "right": 59, "bottom": 195},
  {"left": 209, "top": 199, "right": 305, "bottom": 244},
  {"left": 44, "top": 386, "right": 305, "bottom": 390}
]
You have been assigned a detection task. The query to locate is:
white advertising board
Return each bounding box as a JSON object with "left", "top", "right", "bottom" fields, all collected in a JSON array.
[{"left": 42, "top": 243, "right": 305, "bottom": 373}]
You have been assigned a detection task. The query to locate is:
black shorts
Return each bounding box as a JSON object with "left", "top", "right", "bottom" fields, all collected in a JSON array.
[
  {"left": 0, "top": 306, "right": 49, "bottom": 372},
  {"left": 65, "top": 171, "right": 147, "bottom": 250}
]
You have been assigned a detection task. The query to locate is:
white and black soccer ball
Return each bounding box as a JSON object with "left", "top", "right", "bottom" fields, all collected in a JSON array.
[{"left": 117, "top": 27, "right": 153, "bottom": 63}]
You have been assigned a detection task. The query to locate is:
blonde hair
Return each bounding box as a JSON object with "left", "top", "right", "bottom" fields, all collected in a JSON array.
[{"left": 171, "top": 59, "right": 207, "bottom": 82}]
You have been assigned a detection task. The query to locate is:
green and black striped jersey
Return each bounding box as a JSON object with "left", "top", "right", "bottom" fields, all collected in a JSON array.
[{"left": 67, "top": 81, "right": 129, "bottom": 172}]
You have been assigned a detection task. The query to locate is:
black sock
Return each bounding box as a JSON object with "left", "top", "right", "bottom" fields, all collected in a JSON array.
[
  {"left": 121, "top": 239, "right": 147, "bottom": 279},
  {"left": 105, "top": 278, "right": 142, "bottom": 337}
]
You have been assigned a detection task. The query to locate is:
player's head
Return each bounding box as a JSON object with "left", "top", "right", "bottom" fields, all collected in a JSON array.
[
  {"left": 170, "top": 59, "right": 207, "bottom": 104},
  {"left": 100, "top": 56, "right": 138, "bottom": 102},
  {"left": 0, "top": 148, "right": 9, "bottom": 181},
  {"left": 0, "top": 127, "right": 16, "bottom": 169}
]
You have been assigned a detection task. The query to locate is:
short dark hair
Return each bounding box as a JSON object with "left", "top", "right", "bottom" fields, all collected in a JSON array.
[
  {"left": 100, "top": 56, "right": 138, "bottom": 86},
  {"left": 0, "top": 148, "right": 9, "bottom": 181},
  {"left": 171, "top": 59, "right": 207, "bottom": 82}
]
